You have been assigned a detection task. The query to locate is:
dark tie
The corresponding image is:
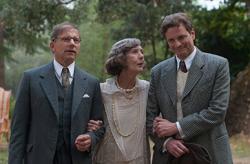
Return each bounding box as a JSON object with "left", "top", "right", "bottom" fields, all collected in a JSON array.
[
  {"left": 179, "top": 60, "right": 187, "bottom": 73},
  {"left": 61, "top": 67, "right": 70, "bottom": 88}
]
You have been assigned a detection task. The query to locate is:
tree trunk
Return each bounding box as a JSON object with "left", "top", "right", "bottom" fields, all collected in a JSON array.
[
  {"left": 0, "top": 57, "right": 4, "bottom": 88},
  {"left": 0, "top": 22, "right": 5, "bottom": 88},
  {"left": 151, "top": 37, "right": 157, "bottom": 65},
  {"left": 101, "top": 32, "right": 109, "bottom": 81},
  {"left": 246, "top": 0, "right": 250, "bottom": 16},
  {"left": 225, "top": 64, "right": 250, "bottom": 136}
]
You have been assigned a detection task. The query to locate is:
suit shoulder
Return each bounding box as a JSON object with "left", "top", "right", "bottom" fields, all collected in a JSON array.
[
  {"left": 23, "top": 63, "right": 51, "bottom": 75},
  {"left": 152, "top": 56, "right": 175, "bottom": 72}
]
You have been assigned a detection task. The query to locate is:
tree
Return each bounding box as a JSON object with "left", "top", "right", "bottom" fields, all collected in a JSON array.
[
  {"left": 192, "top": 5, "right": 250, "bottom": 77},
  {"left": 96, "top": 0, "right": 199, "bottom": 71},
  {"left": 226, "top": 64, "right": 250, "bottom": 136},
  {"left": 194, "top": 0, "right": 250, "bottom": 135},
  {"left": 0, "top": 0, "right": 89, "bottom": 88}
]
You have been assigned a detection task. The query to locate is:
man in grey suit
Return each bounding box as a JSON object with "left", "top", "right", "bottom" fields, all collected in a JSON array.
[
  {"left": 146, "top": 12, "right": 233, "bottom": 164},
  {"left": 8, "top": 22, "right": 105, "bottom": 164}
]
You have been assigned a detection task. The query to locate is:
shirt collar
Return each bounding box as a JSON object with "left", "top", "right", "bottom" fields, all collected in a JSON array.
[
  {"left": 53, "top": 59, "right": 75, "bottom": 78},
  {"left": 176, "top": 47, "right": 196, "bottom": 71}
]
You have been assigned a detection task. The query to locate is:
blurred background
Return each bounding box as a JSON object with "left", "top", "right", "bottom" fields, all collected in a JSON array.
[{"left": 0, "top": 0, "right": 250, "bottom": 163}]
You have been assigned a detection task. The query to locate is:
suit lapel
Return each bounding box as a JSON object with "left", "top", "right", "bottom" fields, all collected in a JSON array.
[
  {"left": 161, "top": 57, "right": 177, "bottom": 105},
  {"left": 40, "top": 62, "right": 59, "bottom": 120},
  {"left": 71, "top": 67, "right": 88, "bottom": 118},
  {"left": 182, "top": 50, "right": 205, "bottom": 98}
]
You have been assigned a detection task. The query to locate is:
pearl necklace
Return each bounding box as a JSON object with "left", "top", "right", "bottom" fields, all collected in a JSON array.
[
  {"left": 112, "top": 94, "right": 139, "bottom": 137},
  {"left": 115, "top": 79, "right": 137, "bottom": 100}
]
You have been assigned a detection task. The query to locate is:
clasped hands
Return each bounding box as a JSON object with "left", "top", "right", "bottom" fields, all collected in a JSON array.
[
  {"left": 75, "top": 120, "right": 103, "bottom": 152},
  {"left": 153, "top": 116, "right": 189, "bottom": 158},
  {"left": 153, "top": 116, "right": 178, "bottom": 137}
]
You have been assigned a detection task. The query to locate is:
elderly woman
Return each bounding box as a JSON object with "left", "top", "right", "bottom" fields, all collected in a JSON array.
[{"left": 91, "top": 38, "right": 150, "bottom": 164}]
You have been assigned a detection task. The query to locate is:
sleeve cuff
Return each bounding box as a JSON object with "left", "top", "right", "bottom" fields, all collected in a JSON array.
[
  {"left": 162, "top": 137, "right": 173, "bottom": 153},
  {"left": 176, "top": 122, "right": 185, "bottom": 138}
]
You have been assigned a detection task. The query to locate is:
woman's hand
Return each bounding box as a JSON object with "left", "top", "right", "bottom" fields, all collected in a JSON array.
[{"left": 87, "top": 120, "right": 103, "bottom": 132}]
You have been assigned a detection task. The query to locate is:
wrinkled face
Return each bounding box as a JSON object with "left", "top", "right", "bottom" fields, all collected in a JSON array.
[
  {"left": 50, "top": 28, "right": 81, "bottom": 67},
  {"left": 165, "top": 24, "right": 195, "bottom": 60},
  {"left": 124, "top": 45, "right": 145, "bottom": 75}
]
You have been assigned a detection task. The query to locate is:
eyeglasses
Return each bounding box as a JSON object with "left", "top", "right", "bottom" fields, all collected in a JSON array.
[{"left": 55, "top": 37, "right": 81, "bottom": 44}]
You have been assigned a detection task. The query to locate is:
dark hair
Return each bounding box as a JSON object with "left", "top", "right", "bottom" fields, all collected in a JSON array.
[
  {"left": 50, "top": 22, "right": 80, "bottom": 41},
  {"left": 160, "top": 12, "right": 193, "bottom": 37},
  {"left": 105, "top": 38, "right": 141, "bottom": 76}
]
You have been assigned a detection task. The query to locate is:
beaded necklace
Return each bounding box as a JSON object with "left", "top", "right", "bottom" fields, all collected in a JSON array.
[
  {"left": 115, "top": 78, "right": 137, "bottom": 100},
  {"left": 111, "top": 92, "right": 140, "bottom": 137}
]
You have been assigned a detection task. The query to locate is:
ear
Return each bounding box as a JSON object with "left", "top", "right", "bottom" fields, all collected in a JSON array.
[
  {"left": 191, "top": 30, "right": 195, "bottom": 40},
  {"left": 49, "top": 41, "right": 55, "bottom": 53}
]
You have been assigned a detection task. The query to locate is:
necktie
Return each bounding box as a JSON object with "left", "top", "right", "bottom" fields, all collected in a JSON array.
[
  {"left": 179, "top": 60, "right": 187, "bottom": 73},
  {"left": 61, "top": 67, "right": 70, "bottom": 88}
]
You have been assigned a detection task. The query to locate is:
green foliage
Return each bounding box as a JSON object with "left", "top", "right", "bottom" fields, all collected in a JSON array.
[
  {"left": 192, "top": 6, "right": 250, "bottom": 76},
  {"left": 2, "top": 0, "right": 250, "bottom": 88},
  {"left": 77, "top": 22, "right": 112, "bottom": 82},
  {"left": 9, "top": 95, "right": 15, "bottom": 119},
  {"left": 95, "top": 0, "right": 250, "bottom": 77},
  {"left": 0, "top": 0, "right": 91, "bottom": 87},
  {"left": 0, "top": 150, "right": 7, "bottom": 164},
  {"left": 96, "top": 0, "right": 200, "bottom": 70},
  {"left": 5, "top": 48, "right": 51, "bottom": 94},
  {"left": 0, "top": 0, "right": 90, "bottom": 56}
]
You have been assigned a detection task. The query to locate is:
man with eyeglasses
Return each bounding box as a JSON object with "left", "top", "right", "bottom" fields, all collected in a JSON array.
[
  {"left": 9, "top": 22, "right": 105, "bottom": 164},
  {"left": 146, "top": 13, "right": 233, "bottom": 164}
]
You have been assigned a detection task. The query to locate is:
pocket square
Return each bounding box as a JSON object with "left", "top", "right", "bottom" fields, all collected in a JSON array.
[{"left": 83, "top": 94, "right": 90, "bottom": 98}]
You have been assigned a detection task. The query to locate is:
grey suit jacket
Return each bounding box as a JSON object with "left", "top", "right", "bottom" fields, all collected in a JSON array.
[
  {"left": 9, "top": 62, "right": 105, "bottom": 164},
  {"left": 146, "top": 49, "right": 233, "bottom": 164}
]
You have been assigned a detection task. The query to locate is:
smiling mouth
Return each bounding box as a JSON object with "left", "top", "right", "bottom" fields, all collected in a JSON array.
[{"left": 65, "top": 50, "right": 76, "bottom": 54}]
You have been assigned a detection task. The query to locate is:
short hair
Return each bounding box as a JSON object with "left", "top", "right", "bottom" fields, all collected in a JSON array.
[
  {"left": 50, "top": 22, "right": 80, "bottom": 41},
  {"left": 160, "top": 12, "right": 193, "bottom": 37},
  {"left": 105, "top": 38, "right": 141, "bottom": 76}
]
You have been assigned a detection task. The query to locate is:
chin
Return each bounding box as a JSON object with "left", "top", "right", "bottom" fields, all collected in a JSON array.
[{"left": 64, "top": 59, "right": 75, "bottom": 66}]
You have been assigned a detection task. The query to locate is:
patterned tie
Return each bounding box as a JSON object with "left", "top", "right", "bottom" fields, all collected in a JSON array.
[
  {"left": 179, "top": 60, "right": 187, "bottom": 73},
  {"left": 61, "top": 67, "right": 70, "bottom": 88}
]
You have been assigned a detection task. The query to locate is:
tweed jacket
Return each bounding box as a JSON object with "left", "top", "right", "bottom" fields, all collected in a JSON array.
[{"left": 146, "top": 49, "right": 233, "bottom": 164}]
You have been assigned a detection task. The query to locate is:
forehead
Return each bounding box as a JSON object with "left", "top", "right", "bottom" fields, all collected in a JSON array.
[
  {"left": 59, "top": 27, "right": 80, "bottom": 37},
  {"left": 165, "top": 25, "right": 189, "bottom": 38}
]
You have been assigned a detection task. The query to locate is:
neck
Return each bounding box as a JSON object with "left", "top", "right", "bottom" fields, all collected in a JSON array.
[{"left": 116, "top": 72, "right": 137, "bottom": 89}]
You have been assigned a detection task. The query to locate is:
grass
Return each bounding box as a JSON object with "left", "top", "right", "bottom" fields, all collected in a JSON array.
[
  {"left": 0, "top": 134, "right": 249, "bottom": 164},
  {"left": 230, "top": 133, "right": 250, "bottom": 158},
  {"left": 0, "top": 149, "right": 7, "bottom": 164}
]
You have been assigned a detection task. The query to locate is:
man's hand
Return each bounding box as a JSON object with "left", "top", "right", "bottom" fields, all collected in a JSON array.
[
  {"left": 87, "top": 120, "right": 103, "bottom": 132},
  {"left": 166, "top": 139, "right": 189, "bottom": 158},
  {"left": 153, "top": 116, "right": 178, "bottom": 137},
  {"left": 75, "top": 134, "right": 92, "bottom": 152}
]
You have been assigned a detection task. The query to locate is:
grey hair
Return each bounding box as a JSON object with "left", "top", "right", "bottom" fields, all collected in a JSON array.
[
  {"left": 108, "top": 38, "right": 141, "bottom": 57},
  {"left": 50, "top": 22, "right": 80, "bottom": 41},
  {"left": 105, "top": 38, "right": 141, "bottom": 76}
]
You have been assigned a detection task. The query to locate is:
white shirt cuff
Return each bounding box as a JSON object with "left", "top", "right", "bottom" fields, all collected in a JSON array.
[
  {"left": 162, "top": 137, "right": 173, "bottom": 153},
  {"left": 176, "top": 122, "right": 185, "bottom": 138}
]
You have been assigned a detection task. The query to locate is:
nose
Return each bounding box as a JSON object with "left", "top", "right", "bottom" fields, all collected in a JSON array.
[
  {"left": 138, "top": 51, "right": 144, "bottom": 59},
  {"left": 69, "top": 38, "right": 77, "bottom": 44},
  {"left": 174, "top": 39, "right": 182, "bottom": 48}
]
